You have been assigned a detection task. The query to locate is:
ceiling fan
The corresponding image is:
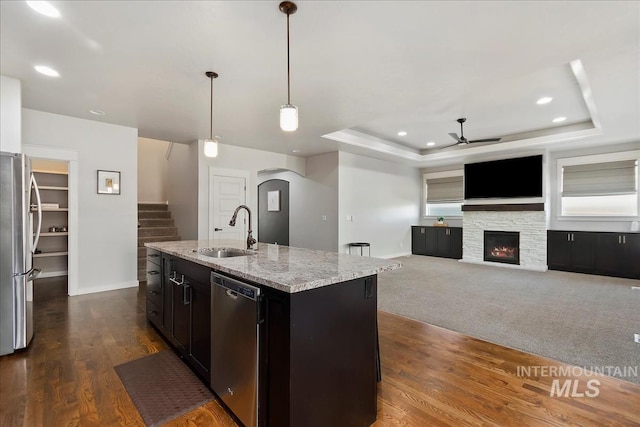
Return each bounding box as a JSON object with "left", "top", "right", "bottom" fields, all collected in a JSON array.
[{"left": 447, "top": 118, "right": 502, "bottom": 146}]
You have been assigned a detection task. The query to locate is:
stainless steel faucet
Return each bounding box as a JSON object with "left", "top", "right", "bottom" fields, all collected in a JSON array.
[{"left": 229, "top": 205, "right": 257, "bottom": 249}]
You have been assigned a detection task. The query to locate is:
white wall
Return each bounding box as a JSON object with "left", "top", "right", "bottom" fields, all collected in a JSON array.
[
  {"left": 1, "top": 75, "right": 21, "bottom": 153},
  {"left": 549, "top": 141, "right": 640, "bottom": 233},
  {"left": 257, "top": 152, "right": 340, "bottom": 251},
  {"left": 167, "top": 142, "right": 199, "bottom": 240},
  {"left": 138, "top": 137, "right": 169, "bottom": 203},
  {"left": 196, "top": 141, "right": 305, "bottom": 240},
  {"left": 338, "top": 151, "right": 421, "bottom": 258},
  {"left": 22, "top": 109, "right": 138, "bottom": 295}
]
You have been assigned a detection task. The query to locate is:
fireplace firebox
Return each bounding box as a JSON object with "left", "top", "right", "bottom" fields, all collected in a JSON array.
[{"left": 484, "top": 231, "right": 520, "bottom": 265}]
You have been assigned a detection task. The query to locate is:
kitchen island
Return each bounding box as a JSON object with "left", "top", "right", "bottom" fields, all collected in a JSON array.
[{"left": 144, "top": 239, "right": 401, "bottom": 427}]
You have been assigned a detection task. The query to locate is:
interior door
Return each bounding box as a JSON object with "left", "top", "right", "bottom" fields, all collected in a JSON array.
[{"left": 210, "top": 174, "right": 246, "bottom": 240}]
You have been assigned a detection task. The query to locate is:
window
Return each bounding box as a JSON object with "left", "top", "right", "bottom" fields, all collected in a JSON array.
[
  {"left": 560, "top": 157, "right": 638, "bottom": 217},
  {"left": 424, "top": 173, "right": 463, "bottom": 217}
]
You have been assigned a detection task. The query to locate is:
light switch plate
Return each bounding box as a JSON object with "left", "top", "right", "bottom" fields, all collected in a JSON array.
[
  {"left": 635, "top": 334, "right": 640, "bottom": 344},
  {"left": 346, "top": 215, "right": 353, "bottom": 221},
  {"left": 322, "top": 215, "right": 327, "bottom": 221}
]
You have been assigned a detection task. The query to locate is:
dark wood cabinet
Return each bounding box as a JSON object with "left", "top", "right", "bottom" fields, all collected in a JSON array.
[
  {"left": 169, "top": 257, "right": 211, "bottom": 380},
  {"left": 411, "top": 226, "right": 462, "bottom": 259},
  {"left": 547, "top": 231, "right": 596, "bottom": 273},
  {"left": 548, "top": 231, "right": 639, "bottom": 279},
  {"left": 596, "top": 233, "right": 640, "bottom": 279}
]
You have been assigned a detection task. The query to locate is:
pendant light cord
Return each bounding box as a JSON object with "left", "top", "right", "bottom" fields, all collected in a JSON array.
[
  {"left": 286, "top": 12, "right": 291, "bottom": 104},
  {"left": 210, "top": 75, "right": 214, "bottom": 140}
]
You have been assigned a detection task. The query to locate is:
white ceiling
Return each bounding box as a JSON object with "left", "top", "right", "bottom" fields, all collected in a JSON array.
[{"left": 1, "top": 1, "right": 638, "bottom": 167}]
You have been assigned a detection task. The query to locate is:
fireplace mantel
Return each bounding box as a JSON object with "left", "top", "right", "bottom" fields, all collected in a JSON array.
[{"left": 462, "top": 203, "right": 544, "bottom": 212}]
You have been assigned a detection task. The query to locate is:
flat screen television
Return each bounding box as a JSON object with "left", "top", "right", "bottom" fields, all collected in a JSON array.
[{"left": 464, "top": 155, "right": 543, "bottom": 199}]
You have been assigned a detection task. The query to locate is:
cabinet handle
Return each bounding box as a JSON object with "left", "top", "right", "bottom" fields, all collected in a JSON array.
[
  {"left": 618, "top": 235, "right": 622, "bottom": 244},
  {"left": 148, "top": 254, "right": 160, "bottom": 258},
  {"left": 571, "top": 233, "right": 574, "bottom": 242},
  {"left": 149, "top": 310, "right": 158, "bottom": 317},
  {"left": 183, "top": 283, "right": 191, "bottom": 305},
  {"left": 421, "top": 228, "right": 425, "bottom": 234},
  {"left": 149, "top": 290, "right": 159, "bottom": 295},
  {"left": 170, "top": 274, "right": 184, "bottom": 286},
  {"left": 148, "top": 270, "right": 159, "bottom": 275},
  {"left": 567, "top": 233, "right": 571, "bottom": 242},
  {"left": 623, "top": 235, "right": 626, "bottom": 244}
]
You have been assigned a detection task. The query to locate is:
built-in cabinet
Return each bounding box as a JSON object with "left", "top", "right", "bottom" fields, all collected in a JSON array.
[
  {"left": 32, "top": 170, "right": 68, "bottom": 278},
  {"left": 411, "top": 226, "right": 463, "bottom": 259},
  {"left": 547, "top": 231, "right": 639, "bottom": 279}
]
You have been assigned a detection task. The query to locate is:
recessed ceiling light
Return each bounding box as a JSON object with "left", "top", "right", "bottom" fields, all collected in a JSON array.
[
  {"left": 426, "top": 142, "right": 436, "bottom": 147},
  {"left": 536, "top": 97, "right": 553, "bottom": 105},
  {"left": 26, "top": 1, "right": 61, "bottom": 18},
  {"left": 397, "top": 131, "right": 407, "bottom": 136},
  {"left": 34, "top": 65, "right": 59, "bottom": 77},
  {"left": 552, "top": 116, "right": 567, "bottom": 123},
  {"left": 89, "top": 109, "right": 105, "bottom": 116},
  {"left": 292, "top": 149, "right": 300, "bottom": 153}
]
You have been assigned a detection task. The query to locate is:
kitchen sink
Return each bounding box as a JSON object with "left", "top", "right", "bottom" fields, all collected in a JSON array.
[{"left": 194, "top": 248, "right": 255, "bottom": 258}]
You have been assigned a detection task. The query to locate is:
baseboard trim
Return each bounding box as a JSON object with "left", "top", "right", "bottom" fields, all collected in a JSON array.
[
  {"left": 379, "top": 251, "right": 412, "bottom": 259},
  {"left": 70, "top": 280, "right": 139, "bottom": 296}
]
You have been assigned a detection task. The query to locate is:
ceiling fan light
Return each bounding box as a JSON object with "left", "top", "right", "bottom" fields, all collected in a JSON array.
[
  {"left": 280, "top": 104, "right": 298, "bottom": 131},
  {"left": 204, "top": 139, "right": 218, "bottom": 157}
]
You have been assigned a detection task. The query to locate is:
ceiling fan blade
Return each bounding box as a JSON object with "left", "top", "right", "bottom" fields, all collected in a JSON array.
[
  {"left": 468, "top": 138, "right": 502, "bottom": 143},
  {"left": 448, "top": 132, "right": 460, "bottom": 141}
]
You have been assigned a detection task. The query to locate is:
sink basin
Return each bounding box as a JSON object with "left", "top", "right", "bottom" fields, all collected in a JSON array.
[{"left": 195, "top": 248, "right": 255, "bottom": 258}]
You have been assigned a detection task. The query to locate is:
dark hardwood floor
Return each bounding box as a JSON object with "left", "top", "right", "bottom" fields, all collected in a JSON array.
[{"left": 1, "top": 277, "right": 638, "bottom": 426}]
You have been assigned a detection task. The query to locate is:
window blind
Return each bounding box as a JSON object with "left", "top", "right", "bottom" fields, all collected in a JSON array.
[
  {"left": 562, "top": 160, "right": 637, "bottom": 197},
  {"left": 426, "top": 176, "right": 463, "bottom": 202}
]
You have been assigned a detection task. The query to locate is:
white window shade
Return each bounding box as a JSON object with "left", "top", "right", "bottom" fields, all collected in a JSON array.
[
  {"left": 426, "top": 176, "right": 463, "bottom": 202},
  {"left": 562, "top": 160, "right": 637, "bottom": 197}
]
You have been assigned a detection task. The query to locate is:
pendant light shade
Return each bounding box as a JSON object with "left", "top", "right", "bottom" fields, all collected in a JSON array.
[
  {"left": 204, "top": 139, "right": 218, "bottom": 157},
  {"left": 204, "top": 71, "right": 219, "bottom": 158},
  {"left": 279, "top": 1, "right": 298, "bottom": 132},
  {"left": 280, "top": 104, "right": 298, "bottom": 132}
]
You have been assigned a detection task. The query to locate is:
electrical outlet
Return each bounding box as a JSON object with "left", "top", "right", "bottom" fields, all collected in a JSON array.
[
  {"left": 635, "top": 334, "right": 640, "bottom": 344},
  {"left": 346, "top": 215, "right": 353, "bottom": 221},
  {"left": 322, "top": 215, "right": 327, "bottom": 221}
]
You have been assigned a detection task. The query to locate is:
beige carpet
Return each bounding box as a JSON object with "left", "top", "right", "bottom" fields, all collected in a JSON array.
[{"left": 377, "top": 255, "right": 640, "bottom": 384}]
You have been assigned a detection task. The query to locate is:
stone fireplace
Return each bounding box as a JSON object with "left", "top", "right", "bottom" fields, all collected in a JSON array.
[
  {"left": 484, "top": 231, "right": 520, "bottom": 265},
  {"left": 461, "top": 204, "right": 547, "bottom": 271}
]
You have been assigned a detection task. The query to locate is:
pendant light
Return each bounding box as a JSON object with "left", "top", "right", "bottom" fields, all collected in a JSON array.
[
  {"left": 204, "top": 71, "right": 219, "bottom": 157},
  {"left": 279, "top": 1, "right": 298, "bottom": 132}
]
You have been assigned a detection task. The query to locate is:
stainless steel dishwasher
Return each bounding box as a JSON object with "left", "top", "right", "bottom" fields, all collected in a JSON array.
[{"left": 210, "top": 271, "right": 261, "bottom": 427}]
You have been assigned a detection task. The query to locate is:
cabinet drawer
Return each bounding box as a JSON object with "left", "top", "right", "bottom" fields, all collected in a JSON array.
[
  {"left": 146, "top": 299, "right": 162, "bottom": 329},
  {"left": 147, "top": 248, "right": 161, "bottom": 266},
  {"left": 147, "top": 268, "right": 162, "bottom": 307}
]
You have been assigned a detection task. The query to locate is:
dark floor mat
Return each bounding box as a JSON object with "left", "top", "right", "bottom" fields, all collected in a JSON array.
[{"left": 114, "top": 350, "right": 213, "bottom": 426}]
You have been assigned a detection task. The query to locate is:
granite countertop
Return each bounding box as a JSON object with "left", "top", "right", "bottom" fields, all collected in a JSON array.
[{"left": 145, "top": 239, "right": 402, "bottom": 293}]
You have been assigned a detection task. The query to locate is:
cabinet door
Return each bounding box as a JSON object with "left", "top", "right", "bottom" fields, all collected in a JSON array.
[
  {"left": 596, "top": 234, "right": 624, "bottom": 277},
  {"left": 424, "top": 227, "right": 437, "bottom": 256},
  {"left": 434, "top": 228, "right": 450, "bottom": 257},
  {"left": 547, "top": 231, "right": 572, "bottom": 271},
  {"left": 172, "top": 275, "right": 190, "bottom": 352},
  {"left": 570, "top": 232, "right": 596, "bottom": 273},
  {"left": 623, "top": 234, "right": 640, "bottom": 279},
  {"left": 411, "top": 227, "right": 426, "bottom": 255},
  {"left": 449, "top": 228, "right": 463, "bottom": 259},
  {"left": 189, "top": 280, "right": 211, "bottom": 377}
]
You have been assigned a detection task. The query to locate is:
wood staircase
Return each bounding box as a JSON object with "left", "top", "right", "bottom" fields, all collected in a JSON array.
[{"left": 137, "top": 203, "right": 180, "bottom": 282}]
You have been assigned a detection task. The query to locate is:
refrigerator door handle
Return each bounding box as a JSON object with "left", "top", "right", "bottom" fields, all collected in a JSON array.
[{"left": 30, "top": 173, "right": 42, "bottom": 252}]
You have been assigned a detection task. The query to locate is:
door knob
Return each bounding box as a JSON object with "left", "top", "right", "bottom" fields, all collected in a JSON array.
[{"left": 214, "top": 228, "right": 222, "bottom": 231}]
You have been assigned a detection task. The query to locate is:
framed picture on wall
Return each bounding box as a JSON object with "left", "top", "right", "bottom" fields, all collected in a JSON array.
[
  {"left": 267, "top": 190, "right": 280, "bottom": 211},
  {"left": 97, "top": 170, "right": 121, "bottom": 195}
]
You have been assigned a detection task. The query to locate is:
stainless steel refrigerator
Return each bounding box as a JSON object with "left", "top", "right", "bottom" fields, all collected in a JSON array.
[{"left": 1, "top": 151, "right": 42, "bottom": 356}]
